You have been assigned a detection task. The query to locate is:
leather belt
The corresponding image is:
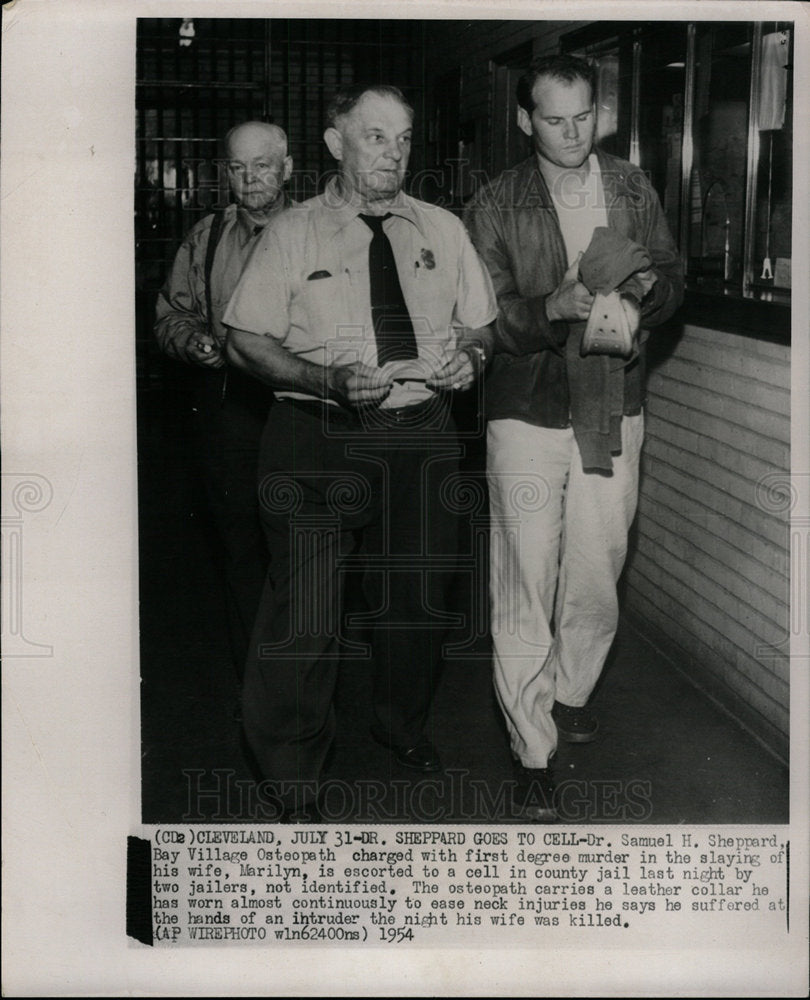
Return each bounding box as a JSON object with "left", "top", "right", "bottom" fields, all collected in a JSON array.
[
  {"left": 283, "top": 396, "right": 445, "bottom": 426},
  {"left": 282, "top": 397, "right": 358, "bottom": 424}
]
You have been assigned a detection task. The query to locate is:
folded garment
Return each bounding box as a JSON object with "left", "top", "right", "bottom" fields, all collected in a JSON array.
[
  {"left": 567, "top": 228, "right": 658, "bottom": 472},
  {"left": 566, "top": 323, "right": 625, "bottom": 474},
  {"left": 578, "top": 227, "right": 655, "bottom": 294}
]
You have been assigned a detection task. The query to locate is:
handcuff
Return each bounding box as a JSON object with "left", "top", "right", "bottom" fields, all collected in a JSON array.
[{"left": 463, "top": 343, "right": 488, "bottom": 371}]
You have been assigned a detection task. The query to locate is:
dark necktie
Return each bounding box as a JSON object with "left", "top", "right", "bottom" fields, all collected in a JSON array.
[{"left": 359, "top": 213, "right": 419, "bottom": 366}]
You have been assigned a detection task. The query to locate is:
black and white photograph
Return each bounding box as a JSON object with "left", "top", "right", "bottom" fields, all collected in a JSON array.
[
  {"left": 2, "top": 0, "right": 808, "bottom": 995},
  {"left": 137, "top": 15, "right": 791, "bottom": 826}
]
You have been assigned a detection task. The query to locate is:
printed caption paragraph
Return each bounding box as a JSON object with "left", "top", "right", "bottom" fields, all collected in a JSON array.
[{"left": 147, "top": 826, "right": 791, "bottom": 946}]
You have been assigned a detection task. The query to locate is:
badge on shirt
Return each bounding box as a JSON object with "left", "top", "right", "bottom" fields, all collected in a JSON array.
[{"left": 420, "top": 249, "right": 436, "bottom": 270}]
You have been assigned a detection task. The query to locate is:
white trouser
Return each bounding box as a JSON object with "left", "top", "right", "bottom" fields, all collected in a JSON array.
[{"left": 487, "top": 415, "right": 644, "bottom": 768}]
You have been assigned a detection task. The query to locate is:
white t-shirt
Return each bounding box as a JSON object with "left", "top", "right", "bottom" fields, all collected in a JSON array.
[{"left": 548, "top": 153, "right": 608, "bottom": 266}]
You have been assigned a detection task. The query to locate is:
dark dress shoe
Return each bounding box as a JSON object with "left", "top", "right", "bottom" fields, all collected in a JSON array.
[
  {"left": 371, "top": 728, "right": 443, "bottom": 773},
  {"left": 511, "top": 760, "right": 557, "bottom": 823},
  {"left": 552, "top": 700, "right": 599, "bottom": 743}
]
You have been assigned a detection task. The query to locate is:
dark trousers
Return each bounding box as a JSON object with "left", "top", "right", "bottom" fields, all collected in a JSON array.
[
  {"left": 192, "top": 367, "right": 274, "bottom": 677},
  {"left": 242, "top": 398, "right": 462, "bottom": 793}
]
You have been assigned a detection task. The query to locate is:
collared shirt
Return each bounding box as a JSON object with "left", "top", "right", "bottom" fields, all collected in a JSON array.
[
  {"left": 155, "top": 198, "right": 289, "bottom": 359},
  {"left": 223, "top": 177, "right": 497, "bottom": 406}
]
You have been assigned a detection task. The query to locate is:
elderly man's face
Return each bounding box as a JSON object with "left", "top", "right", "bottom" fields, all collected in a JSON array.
[
  {"left": 226, "top": 127, "right": 291, "bottom": 215},
  {"left": 330, "top": 93, "right": 413, "bottom": 202},
  {"left": 518, "top": 75, "right": 595, "bottom": 171}
]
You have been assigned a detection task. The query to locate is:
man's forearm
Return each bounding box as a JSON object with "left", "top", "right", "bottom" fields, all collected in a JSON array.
[
  {"left": 457, "top": 324, "right": 495, "bottom": 359},
  {"left": 639, "top": 258, "right": 684, "bottom": 328},
  {"left": 226, "top": 328, "right": 333, "bottom": 398},
  {"left": 637, "top": 184, "right": 685, "bottom": 328},
  {"left": 154, "top": 236, "right": 209, "bottom": 361},
  {"left": 154, "top": 310, "right": 205, "bottom": 361},
  {"left": 464, "top": 201, "right": 568, "bottom": 357}
]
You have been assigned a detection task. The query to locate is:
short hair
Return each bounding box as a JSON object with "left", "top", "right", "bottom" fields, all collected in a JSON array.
[
  {"left": 516, "top": 54, "right": 597, "bottom": 115},
  {"left": 326, "top": 83, "right": 414, "bottom": 129},
  {"left": 223, "top": 120, "right": 288, "bottom": 157}
]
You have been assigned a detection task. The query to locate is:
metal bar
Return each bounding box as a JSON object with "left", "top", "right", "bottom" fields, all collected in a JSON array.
[
  {"left": 173, "top": 26, "right": 182, "bottom": 244},
  {"left": 191, "top": 21, "right": 199, "bottom": 219},
  {"left": 135, "top": 136, "right": 219, "bottom": 144},
  {"left": 138, "top": 32, "right": 401, "bottom": 49},
  {"left": 228, "top": 19, "right": 236, "bottom": 134},
  {"left": 157, "top": 60, "right": 167, "bottom": 254},
  {"left": 135, "top": 80, "right": 262, "bottom": 90},
  {"left": 135, "top": 79, "right": 368, "bottom": 91},
  {"left": 679, "top": 22, "right": 696, "bottom": 265},
  {"left": 317, "top": 23, "right": 325, "bottom": 157},
  {"left": 629, "top": 38, "right": 641, "bottom": 166},
  {"left": 743, "top": 22, "right": 763, "bottom": 294},
  {"left": 264, "top": 19, "right": 271, "bottom": 119},
  {"left": 419, "top": 19, "right": 427, "bottom": 178},
  {"left": 284, "top": 23, "right": 292, "bottom": 159}
]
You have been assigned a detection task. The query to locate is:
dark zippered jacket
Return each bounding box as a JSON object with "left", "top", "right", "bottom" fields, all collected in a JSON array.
[{"left": 463, "top": 149, "right": 684, "bottom": 427}]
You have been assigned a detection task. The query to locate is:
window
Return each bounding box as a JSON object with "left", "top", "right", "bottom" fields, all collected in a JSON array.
[
  {"left": 563, "top": 20, "right": 793, "bottom": 316},
  {"left": 637, "top": 24, "right": 688, "bottom": 247},
  {"left": 688, "top": 23, "right": 752, "bottom": 289},
  {"left": 751, "top": 27, "right": 793, "bottom": 296}
]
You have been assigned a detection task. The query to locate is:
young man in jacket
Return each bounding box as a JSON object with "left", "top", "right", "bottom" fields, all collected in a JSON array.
[{"left": 464, "top": 54, "right": 684, "bottom": 821}]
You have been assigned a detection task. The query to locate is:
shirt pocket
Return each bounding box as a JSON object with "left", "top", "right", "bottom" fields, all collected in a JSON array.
[
  {"left": 301, "top": 273, "right": 343, "bottom": 333},
  {"left": 299, "top": 271, "right": 364, "bottom": 362}
]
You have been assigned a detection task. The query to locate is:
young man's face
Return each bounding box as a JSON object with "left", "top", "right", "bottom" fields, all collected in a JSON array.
[
  {"left": 327, "top": 93, "right": 413, "bottom": 202},
  {"left": 518, "top": 75, "right": 596, "bottom": 171}
]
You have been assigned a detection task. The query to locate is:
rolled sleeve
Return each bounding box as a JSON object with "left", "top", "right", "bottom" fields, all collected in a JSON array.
[
  {"left": 154, "top": 228, "right": 207, "bottom": 360},
  {"left": 454, "top": 225, "right": 498, "bottom": 330}
]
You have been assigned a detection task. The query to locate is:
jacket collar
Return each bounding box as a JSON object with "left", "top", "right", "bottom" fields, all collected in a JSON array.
[{"left": 594, "top": 148, "right": 637, "bottom": 202}]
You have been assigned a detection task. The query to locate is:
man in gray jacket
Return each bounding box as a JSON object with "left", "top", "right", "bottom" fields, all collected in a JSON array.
[{"left": 465, "top": 54, "right": 683, "bottom": 821}]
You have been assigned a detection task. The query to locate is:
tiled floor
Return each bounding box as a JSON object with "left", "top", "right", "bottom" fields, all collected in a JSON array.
[{"left": 138, "top": 379, "right": 789, "bottom": 825}]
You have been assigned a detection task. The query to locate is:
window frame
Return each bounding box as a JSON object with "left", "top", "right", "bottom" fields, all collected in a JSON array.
[{"left": 561, "top": 20, "right": 793, "bottom": 341}]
